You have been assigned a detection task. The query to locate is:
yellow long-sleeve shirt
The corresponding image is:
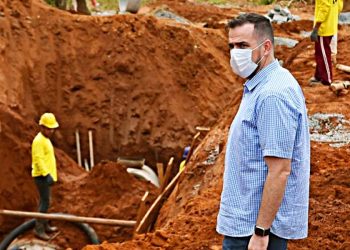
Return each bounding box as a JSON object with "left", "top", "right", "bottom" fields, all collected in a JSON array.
[
  {"left": 314, "top": 0, "right": 343, "bottom": 36},
  {"left": 31, "top": 132, "right": 57, "bottom": 181}
]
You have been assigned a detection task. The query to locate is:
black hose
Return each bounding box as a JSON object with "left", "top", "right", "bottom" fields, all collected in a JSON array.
[
  {"left": 0, "top": 219, "right": 35, "bottom": 250},
  {"left": 71, "top": 222, "right": 100, "bottom": 244},
  {"left": 0, "top": 215, "right": 100, "bottom": 250}
]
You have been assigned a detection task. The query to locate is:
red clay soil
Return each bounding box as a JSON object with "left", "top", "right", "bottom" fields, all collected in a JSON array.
[
  {"left": 0, "top": 0, "right": 350, "bottom": 249},
  {"left": 48, "top": 161, "right": 159, "bottom": 249}
]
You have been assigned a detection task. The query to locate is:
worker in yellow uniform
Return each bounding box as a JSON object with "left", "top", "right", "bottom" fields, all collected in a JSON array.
[
  {"left": 31, "top": 113, "right": 59, "bottom": 240},
  {"left": 179, "top": 146, "right": 190, "bottom": 173},
  {"left": 310, "top": 0, "right": 343, "bottom": 86}
]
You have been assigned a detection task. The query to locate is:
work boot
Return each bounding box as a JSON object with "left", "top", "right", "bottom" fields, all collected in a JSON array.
[
  {"left": 34, "top": 220, "right": 51, "bottom": 241},
  {"left": 309, "top": 77, "right": 322, "bottom": 86}
]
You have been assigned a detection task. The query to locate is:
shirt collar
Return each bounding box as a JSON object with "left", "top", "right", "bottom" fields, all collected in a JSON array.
[{"left": 244, "top": 59, "right": 280, "bottom": 92}]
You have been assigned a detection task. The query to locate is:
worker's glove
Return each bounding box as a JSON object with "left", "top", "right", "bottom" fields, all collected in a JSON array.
[
  {"left": 46, "top": 174, "right": 54, "bottom": 185},
  {"left": 310, "top": 28, "right": 319, "bottom": 42}
]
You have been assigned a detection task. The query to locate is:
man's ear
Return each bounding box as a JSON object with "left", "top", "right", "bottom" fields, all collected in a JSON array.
[{"left": 263, "top": 40, "right": 273, "bottom": 55}]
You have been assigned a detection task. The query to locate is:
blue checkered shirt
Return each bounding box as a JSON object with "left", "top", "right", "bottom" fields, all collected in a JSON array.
[{"left": 217, "top": 60, "right": 310, "bottom": 239}]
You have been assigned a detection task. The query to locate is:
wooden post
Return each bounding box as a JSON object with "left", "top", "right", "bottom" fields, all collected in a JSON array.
[
  {"left": 160, "top": 157, "right": 174, "bottom": 192},
  {"left": 0, "top": 210, "right": 136, "bottom": 227},
  {"left": 75, "top": 129, "right": 82, "bottom": 167},
  {"left": 175, "top": 132, "right": 201, "bottom": 198},
  {"left": 88, "top": 130, "right": 94, "bottom": 169},
  {"left": 156, "top": 163, "right": 164, "bottom": 188},
  {"left": 135, "top": 169, "right": 183, "bottom": 234},
  {"left": 185, "top": 132, "right": 201, "bottom": 164},
  {"left": 134, "top": 191, "right": 149, "bottom": 236},
  {"left": 135, "top": 132, "right": 203, "bottom": 234}
]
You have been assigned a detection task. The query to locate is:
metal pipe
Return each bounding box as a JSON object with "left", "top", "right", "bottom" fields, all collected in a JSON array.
[
  {"left": 84, "top": 158, "right": 89, "bottom": 172},
  {"left": 0, "top": 210, "right": 136, "bottom": 227}
]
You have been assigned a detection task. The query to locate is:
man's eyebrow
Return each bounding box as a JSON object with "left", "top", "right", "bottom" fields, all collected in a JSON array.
[{"left": 228, "top": 41, "right": 248, "bottom": 49}]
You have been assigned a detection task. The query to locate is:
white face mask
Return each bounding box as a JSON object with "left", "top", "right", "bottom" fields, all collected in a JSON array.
[{"left": 230, "top": 41, "right": 266, "bottom": 78}]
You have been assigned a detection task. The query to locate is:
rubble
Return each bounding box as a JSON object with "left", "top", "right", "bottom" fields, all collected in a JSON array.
[{"left": 267, "top": 5, "right": 300, "bottom": 24}]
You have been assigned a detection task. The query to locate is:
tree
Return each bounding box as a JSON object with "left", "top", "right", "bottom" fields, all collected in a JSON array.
[
  {"left": 76, "top": 0, "right": 90, "bottom": 15},
  {"left": 48, "top": 0, "right": 90, "bottom": 15}
]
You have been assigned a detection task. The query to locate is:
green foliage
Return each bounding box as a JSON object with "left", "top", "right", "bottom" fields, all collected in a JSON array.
[
  {"left": 45, "top": 0, "right": 56, "bottom": 6},
  {"left": 259, "top": 0, "right": 275, "bottom": 5}
]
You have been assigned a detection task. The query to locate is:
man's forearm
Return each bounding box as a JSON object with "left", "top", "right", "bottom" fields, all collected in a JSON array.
[
  {"left": 256, "top": 158, "right": 291, "bottom": 229},
  {"left": 314, "top": 22, "right": 321, "bottom": 30}
]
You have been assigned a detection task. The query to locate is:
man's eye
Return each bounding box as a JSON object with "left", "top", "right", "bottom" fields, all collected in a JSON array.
[{"left": 228, "top": 44, "right": 234, "bottom": 49}]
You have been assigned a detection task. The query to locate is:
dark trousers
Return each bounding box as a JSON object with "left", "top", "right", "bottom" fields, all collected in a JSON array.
[
  {"left": 223, "top": 233, "right": 288, "bottom": 250},
  {"left": 315, "top": 36, "right": 333, "bottom": 85},
  {"left": 34, "top": 176, "right": 51, "bottom": 213},
  {"left": 34, "top": 176, "right": 52, "bottom": 229}
]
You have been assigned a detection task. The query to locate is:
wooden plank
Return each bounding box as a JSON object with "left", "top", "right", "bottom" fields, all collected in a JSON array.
[
  {"left": 156, "top": 163, "right": 164, "bottom": 188},
  {"left": 185, "top": 132, "right": 201, "bottom": 164},
  {"left": 134, "top": 191, "right": 149, "bottom": 236},
  {"left": 0, "top": 210, "right": 136, "bottom": 227},
  {"left": 195, "top": 126, "right": 210, "bottom": 132},
  {"left": 135, "top": 169, "right": 182, "bottom": 234},
  {"left": 135, "top": 132, "right": 203, "bottom": 234},
  {"left": 160, "top": 157, "right": 174, "bottom": 192},
  {"left": 174, "top": 132, "right": 202, "bottom": 198}
]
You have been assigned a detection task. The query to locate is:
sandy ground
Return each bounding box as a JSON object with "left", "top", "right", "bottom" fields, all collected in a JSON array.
[{"left": 0, "top": 0, "right": 349, "bottom": 249}]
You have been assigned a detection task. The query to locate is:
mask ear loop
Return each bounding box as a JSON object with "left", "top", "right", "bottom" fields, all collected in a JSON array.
[{"left": 254, "top": 40, "right": 269, "bottom": 65}]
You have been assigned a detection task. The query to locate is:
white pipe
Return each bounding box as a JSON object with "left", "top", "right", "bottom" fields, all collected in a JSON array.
[
  {"left": 142, "top": 165, "right": 160, "bottom": 187},
  {"left": 84, "top": 158, "right": 89, "bottom": 172},
  {"left": 75, "top": 129, "right": 82, "bottom": 166},
  {"left": 88, "top": 130, "right": 94, "bottom": 169},
  {"left": 127, "top": 168, "right": 160, "bottom": 188}
]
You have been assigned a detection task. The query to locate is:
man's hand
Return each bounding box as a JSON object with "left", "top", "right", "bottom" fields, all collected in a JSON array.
[
  {"left": 248, "top": 234, "right": 269, "bottom": 250},
  {"left": 310, "top": 28, "right": 319, "bottom": 42}
]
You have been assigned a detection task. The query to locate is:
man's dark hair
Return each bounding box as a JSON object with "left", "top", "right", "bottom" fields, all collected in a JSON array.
[{"left": 228, "top": 13, "right": 274, "bottom": 45}]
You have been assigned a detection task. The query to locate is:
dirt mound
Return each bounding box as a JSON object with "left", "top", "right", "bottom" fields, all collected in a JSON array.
[
  {"left": 0, "top": 0, "right": 240, "bottom": 168},
  {"left": 82, "top": 1, "right": 350, "bottom": 250},
  {"left": 48, "top": 161, "right": 158, "bottom": 249},
  {"left": 0, "top": 0, "right": 238, "bottom": 244}
]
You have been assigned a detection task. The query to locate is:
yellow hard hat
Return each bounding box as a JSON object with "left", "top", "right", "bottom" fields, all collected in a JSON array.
[{"left": 39, "top": 113, "right": 59, "bottom": 129}]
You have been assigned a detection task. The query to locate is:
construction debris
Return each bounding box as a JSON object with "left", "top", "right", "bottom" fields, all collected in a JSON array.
[
  {"left": 152, "top": 7, "right": 192, "bottom": 24},
  {"left": 267, "top": 5, "right": 300, "bottom": 23},
  {"left": 339, "top": 12, "right": 350, "bottom": 25},
  {"left": 308, "top": 113, "right": 350, "bottom": 148},
  {"left": 274, "top": 37, "right": 299, "bottom": 48},
  {"left": 330, "top": 81, "right": 350, "bottom": 96},
  {"left": 336, "top": 64, "right": 350, "bottom": 74}
]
